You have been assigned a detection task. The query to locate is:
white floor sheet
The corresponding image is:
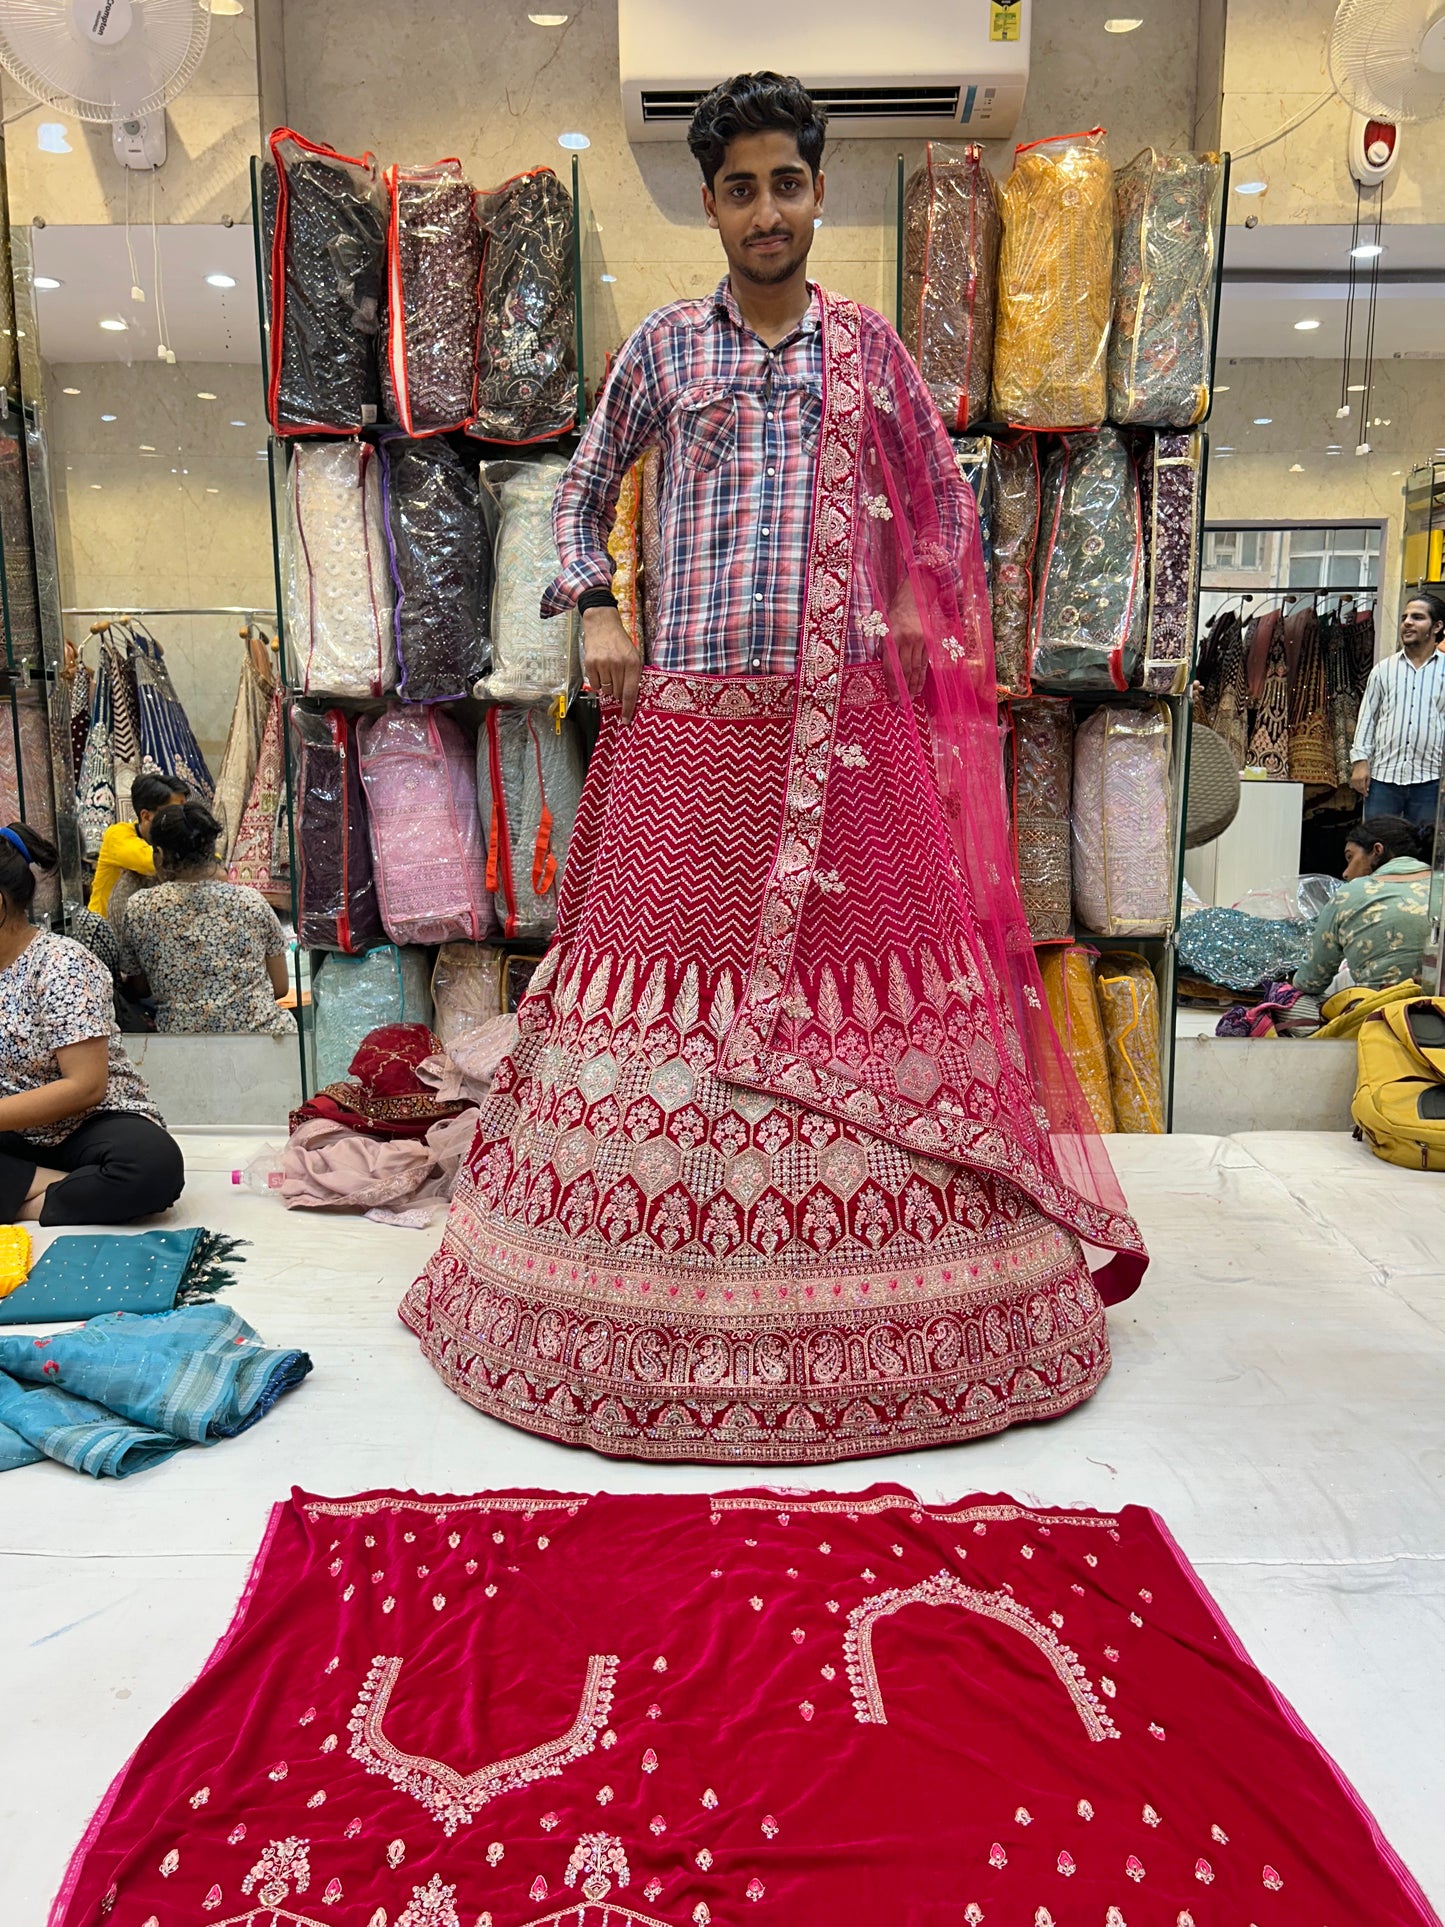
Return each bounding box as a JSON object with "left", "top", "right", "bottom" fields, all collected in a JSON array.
[{"left": 3, "top": 1130, "right": 1443, "bottom": 1921}]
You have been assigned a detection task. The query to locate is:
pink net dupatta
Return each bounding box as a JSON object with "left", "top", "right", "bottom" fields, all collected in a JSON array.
[{"left": 718, "top": 292, "right": 1146, "bottom": 1302}]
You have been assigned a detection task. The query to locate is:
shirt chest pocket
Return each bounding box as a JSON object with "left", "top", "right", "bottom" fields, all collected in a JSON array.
[{"left": 675, "top": 383, "right": 738, "bottom": 473}]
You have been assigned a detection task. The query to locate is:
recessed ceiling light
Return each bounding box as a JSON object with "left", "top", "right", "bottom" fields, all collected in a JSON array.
[
  {"left": 1216, "top": 446, "right": 1234, "bottom": 453},
  {"left": 557, "top": 131, "right": 591, "bottom": 150},
  {"left": 1253, "top": 416, "right": 1272, "bottom": 425},
  {"left": 229, "top": 419, "right": 247, "bottom": 427},
  {"left": 1103, "top": 16, "right": 1144, "bottom": 29},
  {"left": 100, "top": 413, "right": 116, "bottom": 422},
  {"left": 1346, "top": 383, "right": 1366, "bottom": 392},
  {"left": 1289, "top": 462, "right": 1305, "bottom": 472},
  {"left": 61, "top": 386, "right": 80, "bottom": 395},
  {"left": 1293, "top": 318, "right": 1321, "bottom": 330},
  {"left": 99, "top": 317, "right": 128, "bottom": 332},
  {"left": 1350, "top": 242, "right": 1383, "bottom": 260},
  {"left": 196, "top": 391, "right": 218, "bottom": 401},
  {"left": 206, "top": 486, "right": 220, "bottom": 493},
  {"left": 1213, "top": 384, "right": 1230, "bottom": 392},
  {"left": 1234, "top": 179, "right": 1268, "bottom": 196},
  {"left": 205, "top": 272, "right": 237, "bottom": 289},
  {"left": 528, "top": 9, "right": 570, "bottom": 19},
  {"left": 208, "top": 0, "right": 243, "bottom": 12},
  {"left": 89, "top": 483, "right": 101, "bottom": 489},
  {"left": 139, "top": 446, "right": 157, "bottom": 454},
  {"left": 599, "top": 274, "right": 617, "bottom": 284},
  {"left": 33, "top": 275, "right": 62, "bottom": 290}
]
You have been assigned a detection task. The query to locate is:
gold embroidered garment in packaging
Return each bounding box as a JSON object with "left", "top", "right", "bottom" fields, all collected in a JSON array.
[
  {"left": 1039, "top": 944, "right": 1116, "bottom": 1133},
  {"left": 1096, "top": 952, "right": 1165, "bottom": 1133}
]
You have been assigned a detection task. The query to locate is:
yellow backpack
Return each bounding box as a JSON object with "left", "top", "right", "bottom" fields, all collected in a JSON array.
[{"left": 1351, "top": 998, "right": 1445, "bottom": 1171}]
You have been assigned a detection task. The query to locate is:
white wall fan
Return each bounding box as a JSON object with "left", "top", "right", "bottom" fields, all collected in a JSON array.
[
  {"left": 1329, "top": 0, "right": 1445, "bottom": 181},
  {"left": 0, "top": 0, "right": 211, "bottom": 170}
]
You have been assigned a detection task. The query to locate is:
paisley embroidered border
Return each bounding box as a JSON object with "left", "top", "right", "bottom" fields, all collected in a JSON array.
[
  {"left": 348, "top": 1652, "right": 618, "bottom": 1835},
  {"left": 843, "top": 1571, "right": 1121, "bottom": 1741}
]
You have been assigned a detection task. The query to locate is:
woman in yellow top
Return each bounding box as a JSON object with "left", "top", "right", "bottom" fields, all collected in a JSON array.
[{"left": 88, "top": 773, "right": 189, "bottom": 919}]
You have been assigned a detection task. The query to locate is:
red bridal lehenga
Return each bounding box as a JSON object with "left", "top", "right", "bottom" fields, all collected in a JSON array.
[
  {"left": 50, "top": 1485, "right": 1440, "bottom": 1927},
  {"left": 402, "top": 294, "right": 1148, "bottom": 1463}
]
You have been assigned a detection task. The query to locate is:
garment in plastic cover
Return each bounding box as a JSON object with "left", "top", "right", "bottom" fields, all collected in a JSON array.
[
  {"left": 1072, "top": 702, "right": 1174, "bottom": 937},
  {"left": 284, "top": 441, "right": 396, "bottom": 698},
  {"left": 1008, "top": 696, "right": 1074, "bottom": 942},
  {"left": 1234, "top": 874, "right": 1345, "bottom": 924},
  {"left": 474, "top": 458, "right": 578, "bottom": 702},
  {"left": 357, "top": 704, "right": 493, "bottom": 946},
  {"left": 1108, "top": 149, "right": 1223, "bottom": 428},
  {"left": 988, "top": 434, "right": 1039, "bottom": 695},
  {"left": 383, "top": 437, "right": 491, "bottom": 702},
  {"left": 263, "top": 129, "right": 386, "bottom": 436},
  {"left": 382, "top": 160, "right": 483, "bottom": 434},
  {"left": 292, "top": 706, "right": 384, "bottom": 954},
  {"left": 469, "top": 167, "right": 577, "bottom": 444},
  {"left": 431, "top": 942, "right": 504, "bottom": 1047},
  {"left": 1037, "top": 943, "right": 1116, "bottom": 1133},
  {"left": 311, "top": 944, "right": 434, "bottom": 1089},
  {"left": 477, "top": 703, "right": 585, "bottom": 940},
  {"left": 951, "top": 436, "right": 992, "bottom": 573},
  {"left": 1096, "top": 952, "right": 1165, "bottom": 1132},
  {"left": 1139, "top": 428, "right": 1205, "bottom": 694},
  {"left": 1033, "top": 427, "right": 1144, "bottom": 693},
  {"left": 902, "top": 142, "right": 1001, "bottom": 433},
  {"left": 992, "top": 129, "right": 1114, "bottom": 430},
  {"left": 608, "top": 457, "right": 646, "bottom": 649}
]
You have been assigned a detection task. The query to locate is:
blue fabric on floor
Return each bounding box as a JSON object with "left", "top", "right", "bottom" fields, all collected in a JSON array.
[{"left": 0, "top": 1303, "right": 312, "bottom": 1478}]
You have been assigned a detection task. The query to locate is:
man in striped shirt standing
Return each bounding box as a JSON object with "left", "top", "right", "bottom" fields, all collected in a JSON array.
[{"left": 1349, "top": 591, "right": 1445, "bottom": 831}]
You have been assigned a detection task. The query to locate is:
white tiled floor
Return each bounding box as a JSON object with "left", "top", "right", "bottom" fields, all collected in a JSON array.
[{"left": 3, "top": 1130, "right": 1445, "bottom": 1923}]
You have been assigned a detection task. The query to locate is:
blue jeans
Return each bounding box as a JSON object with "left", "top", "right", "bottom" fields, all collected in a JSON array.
[{"left": 1365, "top": 779, "right": 1440, "bottom": 833}]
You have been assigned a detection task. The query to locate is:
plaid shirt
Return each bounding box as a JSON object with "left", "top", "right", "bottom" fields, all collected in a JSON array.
[{"left": 545, "top": 279, "right": 955, "bottom": 675}]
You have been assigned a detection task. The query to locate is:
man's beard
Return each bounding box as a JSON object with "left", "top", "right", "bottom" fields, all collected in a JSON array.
[{"left": 735, "top": 243, "right": 804, "bottom": 286}]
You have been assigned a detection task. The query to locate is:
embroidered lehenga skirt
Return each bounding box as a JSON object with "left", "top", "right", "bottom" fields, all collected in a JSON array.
[{"left": 403, "top": 669, "right": 1114, "bottom": 1463}]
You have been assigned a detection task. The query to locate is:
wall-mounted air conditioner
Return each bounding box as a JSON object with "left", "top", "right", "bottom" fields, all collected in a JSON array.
[{"left": 619, "top": 0, "right": 1031, "bottom": 144}]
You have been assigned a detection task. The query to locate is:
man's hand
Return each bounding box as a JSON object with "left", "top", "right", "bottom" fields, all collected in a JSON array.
[
  {"left": 1350, "top": 759, "right": 1370, "bottom": 797},
  {"left": 583, "top": 605, "right": 642, "bottom": 724}
]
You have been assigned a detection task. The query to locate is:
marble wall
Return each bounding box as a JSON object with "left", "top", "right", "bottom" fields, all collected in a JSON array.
[
  {"left": 1207, "top": 357, "right": 1445, "bottom": 617},
  {"left": 276, "top": 0, "right": 1201, "bottom": 343},
  {"left": 1218, "top": 0, "right": 1445, "bottom": 225},
  {"left": 46, "top": 360, "right": 275, "bottom": 766}
]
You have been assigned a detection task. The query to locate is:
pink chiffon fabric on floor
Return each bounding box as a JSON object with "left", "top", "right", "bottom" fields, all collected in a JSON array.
[{"left": 49, "top": 1484, "right": 1440, "bottom": 1927}]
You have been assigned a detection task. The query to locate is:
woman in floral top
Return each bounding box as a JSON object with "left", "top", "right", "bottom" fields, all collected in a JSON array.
[
  {"left": 1293, "top": 816, "right": 1433, "bottom": 997},
  {"left": 118, "top": 803, "right": 296, "bottom": 1038},
  {"left": 0, "top": 821, "right": 183, "bottom": 1225}
]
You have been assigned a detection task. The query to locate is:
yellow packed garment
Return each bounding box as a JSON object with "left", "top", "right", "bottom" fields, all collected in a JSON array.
[
  {"left": 1096, "top": 952, "right": 1165, "bottom": 1133},
  {"left": 607, "top": 457, "right": 645, "bottom": 649},
  {"left": 992, "top": 129, "right": 1114, "bottom": 430},
  {"left": 1038, "top": 942, "right": 1117, "bottom": 1132}
]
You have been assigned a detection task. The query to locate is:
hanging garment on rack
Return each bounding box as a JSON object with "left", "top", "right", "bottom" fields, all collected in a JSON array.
[
  {"left": 292, "top": 706, "right": 384, "bottom": 954},
  {"left": 211, "top": 636, "right": 275, "bottom": 862},
  {"left": 988, "top": 434, "right": 1040, "bottom": 695},
  {"left": 476, "top": 702, "right": 585, "bottom": 941},
  {"left": 1196, "top": 606, "right": 1251, "bottom": 770},
  {"left": 1138, "top": 428, "right": 1205, "bottom": 694},
  {"left": 1285, "top": 601, "right": 1339, "bottom": 791},
  {"left": 75, "top": 632, "right": 141, "bottom": 857},
  {"left": 51, "top": 645, "right": 92, "bottom": 789},
  {"left": 473, "top": 457, "right": 578, "bottom": 702},
  {"left": 1032, "top": 427, "right": 1145, "bottom": 692},
  {"left": 126, "top": 622, "right": 214, "bottom": 802},
  {"left": 357, "top": 705, "right": 492, "bottom": 946},
  {"left": 1095, "top": 951, "right": 1165, "bottom": 1133},
  {"left": 382, "top": 436, "right": 491, "bottom": 702},
  {"left": 1246, "top": 609, "right": 1291, "bottom": 779},
  {"left": 1108, "top": 149, "right": 1223, "bottom": 427},
  {"left": 0, "top": 693, "right": 59, "bottom": 920},
  {"left": 1007, "top": 696, "right": 1074, "bottom": 942},
  {"left": 469, "top": 167, "right": 578, "bottom": 444},
  {"left": 992, "top": 129, "right": 1114, "bottom": 430},
  {"left": 1072, "top": 702, "right": 1174, "bottom": 937},
  {"left": 263, "top": 129, "right": 387, "bottom": 436},
  {"left": 1038, "top": 943, "right": 1116, "bottom": 1132},
  {"left": 226, "top": 690, "right": 289, "bottom": 898},
  {"left": 381, "top": 159, "right": 484, "bottom": 435},
  {"left": 284, "top": 440, "right": 396, "bottom": 699},
  {"left": 901, "top": 141, "right": 1001, "bottom": 433}
]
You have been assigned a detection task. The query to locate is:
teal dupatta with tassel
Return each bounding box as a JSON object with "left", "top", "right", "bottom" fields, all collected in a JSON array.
[{"left": 0, "top": 1228, "right": 247, "bottom": 1325}]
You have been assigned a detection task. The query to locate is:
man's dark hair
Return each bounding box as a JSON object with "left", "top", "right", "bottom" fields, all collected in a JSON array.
[
  {"left": 688, "top": 72, "right": 827, "bottom": 188},
  {"left": 1405, "top": 590, "right": 1445, "bottom": 633},
  {"left": 132, "top": 772, "right": 188, "bottom": 815}
]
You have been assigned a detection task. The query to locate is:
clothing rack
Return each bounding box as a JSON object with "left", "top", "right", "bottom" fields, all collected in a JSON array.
[{"left": 61, "top": 605, "right": 278, "bottom": 620}]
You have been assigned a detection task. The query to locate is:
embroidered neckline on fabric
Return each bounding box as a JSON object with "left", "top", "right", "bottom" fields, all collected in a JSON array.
[
  {"left": 348, "top": 1652, "right": 618, "bottom": 1833},
  {"left": 844, "top": 1571, "right": 1121, "bottom": 1742}
]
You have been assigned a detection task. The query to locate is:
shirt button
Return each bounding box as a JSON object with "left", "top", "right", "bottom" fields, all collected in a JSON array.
[
  {"left": 767, "top": 466, "right": 776, "bottom": 476},
  {"left": 761, "top": 527, "right": 770, "bottom": 537},
  {"left": 752, "top": 657, "right": 762, "bottom": 668},
  {"left": 754, "top": 593, "right": 763, "bottom": 602}
]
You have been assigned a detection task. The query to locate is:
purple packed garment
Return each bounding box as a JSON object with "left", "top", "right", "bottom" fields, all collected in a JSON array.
[
  {"left": 1138, "top": 429, "right": 1205, "bottom": 695},
  {"left": 356, "top": 705, "right": 494, "bottom": 946},
  {"left": 292, "top": 706, "right": 385, "bottom": 954},
  {"left": 381, "top": 159, "right": 484, "bottom": 434}
]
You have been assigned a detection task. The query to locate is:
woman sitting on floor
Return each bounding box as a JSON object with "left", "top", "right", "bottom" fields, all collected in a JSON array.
[
  {"left": 0, "top": 821, "right": 184, "bottom": 1226},
  {"left": 1293, "top": 815, "right": 1432, "bottom": 1000},
  {"left": 118, "top": 802, "right": 296, "bottom": 1037}
]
